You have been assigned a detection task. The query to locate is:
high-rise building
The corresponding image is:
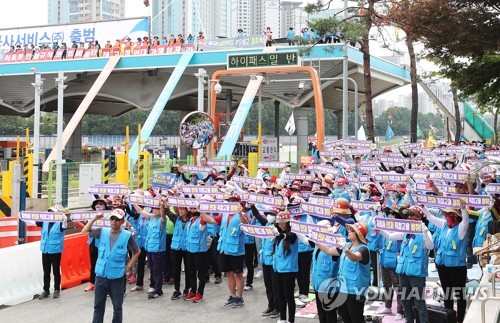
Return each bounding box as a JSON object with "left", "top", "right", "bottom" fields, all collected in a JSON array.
[{"left": 48, "top": 0, "right": 125, "bottom": 25}]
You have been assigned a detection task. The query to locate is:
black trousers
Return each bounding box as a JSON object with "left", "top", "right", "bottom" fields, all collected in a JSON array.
[
  {"left": 42, "top": 252, "right": 62, "bottom": 292},
  {"left": 315, "top": 291, "right": 338, "bottom": 323},
  {"left": 136, "top": 247, "right": 151, "bottom": 287},
  {"left": 263, "top": 264, "right": 280, "bottom": 311},
  {"left": 297, "top": 251, "right": 313, "bottom": 295},
  {"left": 171, "top": 249, "right": 190, "bottom": 293},
  {"left": 276, "top": 272, "right": 296, "bottom": 323},
  {"left": 186, "top": 251, "right": 207, "bottom": 295},
  {"left": 466, "top": 222, "right": 477, "bottom": 265},
  {"left": 89, "top": 243, "right": 98, "bottom": 284},
  {"left": 436, "top": 264, "right": 467, "bottom": 323},
  {"left": 370, "top": 250, "right": 379, "bottom": 286},
  {"left": 206, "top": 236, "right": 221, "bottom": 278},
  {"left": 244, "top": 243, "right": 256, "bottom": 285},
  {"left": 163, "top": 234, "right": 173, "bottom": 280},
  {"left": 338, "top": 293, "right": 366, "bottom": 323}
]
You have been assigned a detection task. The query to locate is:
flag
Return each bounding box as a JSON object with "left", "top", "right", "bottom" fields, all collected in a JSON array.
[
  {"left": 427, "top": 130, "right": 436, "bottom": 147},
  {"left": 357, "top": 126, "right": 366, "bottom": 141},
  {"left": 429, "top": 124, "right": 438, "bottom": 133},
  {"left": 447, "top": 123, "right": 455, "bottom": 143},
  {"left": 385, "top": 124, "right": 395, "bottom": 141},
  {"left": 417, "top": 124, "right": 422, "bottom": 139},
  {"left": 285, "top": 112, "right": 295, "bottom": 135}
]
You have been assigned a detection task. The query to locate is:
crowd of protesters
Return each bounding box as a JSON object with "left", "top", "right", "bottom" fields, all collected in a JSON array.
[{"left": 35, "top": 139, "right": 500, "bottom": 323}]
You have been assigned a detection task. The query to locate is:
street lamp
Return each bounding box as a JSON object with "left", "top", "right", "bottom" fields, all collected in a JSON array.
[{"left": 30, "top": 68, "right": 43, "bottom": 198}]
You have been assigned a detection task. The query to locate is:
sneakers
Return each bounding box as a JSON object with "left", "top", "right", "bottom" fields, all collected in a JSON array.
[
  {"left": 39, "top": 291, "right": 50, "bottom": 300},
  {"left": 171, "top": 290, "right": 182, "bottom": 300},
  {"left": 224, "top": 295, "right": 237, "bottom": 306},
  {"left": 148, "top": 292, "right": 162, "bottom": 299},
  {"left": 147, "top": 287, "right": 156, "bottom": 293},
  {"left": 376, "top": 306, "right": 392, "bottom": 315},
  {"left": 193, "top": 293, "right": 203, "bottom": 303},
  {"left": 53, "top": 290, "right": 60, "bottom": 298},
  {"left": 214, "top": 277, "right": 222, "bottom": 284},
  {"left": 270, "top": 310, "right": 280, "bottom": 318},
  {"left": 262, "top": 308, "right": 273, "bottom": 316},
  {"left": 395, "top": 313, "right": 404, "bottom": 321},
  {"left": 298, "top": 294, "right": 310, "bottom": 303},
  {"left": 84, "top": 283, "right": 95, "bottom": 292},
  {"left": 295, "top": 298, "right": 306, "bottom": 308},
  {"left": 184, "top": 291, "right": 196, "bottom": 301},
  {"left": 182, "top": 289, "right": 189, "bottom": 298},
  {"left": 244, "top": 284, "right": 253, "bottom": 291},
  {"left": 130, "top": 285, "right": 144, "bottom": 292},
  {"left": 231, "top": 297, "right": 245, "bottom": 308},
  {"left": 255, "top": 269, "right": 263, "bottom": 278}
]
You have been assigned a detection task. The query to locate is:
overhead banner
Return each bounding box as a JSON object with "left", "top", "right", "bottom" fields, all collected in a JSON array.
[
  {"left": 0, "top": 17, "right": 148, "bottom": 48},
  {"left": 375, "top": 218, "right": 423, "bottom": 234},
  {"left": 199, "top": 202, "right": 240, "bottom": 213},
  {"left": 200, "top": 35, "right": 266, "bottom": 50},
  {"left": 240, "top": 224, "right": 275, "bottom": 238},
  {"left": 19, "top": 211, "right": 66, "bottom": 223}
]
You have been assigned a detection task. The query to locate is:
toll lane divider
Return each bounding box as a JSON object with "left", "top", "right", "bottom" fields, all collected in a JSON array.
[{"left": 60, "top": 233, "right": 91, "bottom": 289}]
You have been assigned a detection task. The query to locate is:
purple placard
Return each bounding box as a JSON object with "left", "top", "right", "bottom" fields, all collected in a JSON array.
[
  {"left": 300, "top": 202, "right": 331, "bottom": 218},
  {"left": 167, "top": 197, "right": 198, "bottom": 207},
  {"left": 240, "top": 224, "right": 275, "bottom": 238},
  {"left": 344, "top": 148, "right": 372, "bottom": 155},
  {"left": 285, "top": 173, "right": 315, "bottom": 181},
  {"left": 415, "top": 194, "right": 463, "bottom": 208},
  {"left": 309, "top": 229, "right": 346, "bottom": 247},
  {"left": 287, "top": 205, "right": 304, "bottom": 216},
  {"left": 231, "top": 175, "right": 264, "bottom": 186},
  {"left": 485, "top": 151, "right": 500, "bottom": 157},
  {"left": 89, "top": 185, "right": 129, "bottom": 195},
  {"left": 415, "top": 182, "right": 457, "bottom": 194},
  {"left": 307, "top": 195, "right": 335, "bottom": 207},
  {"left": 375, "top": 217, "right": 422, "bottom": 234},
  {"left": 373, "top": 172, "right": 409, "bottom": 183},
  {"left": 290, "top": 219, "right": 329, "bottom": 235},
  {"left": 379, "top": 156, "right": 409, "bottom": 164},
  {"left": 343, "top": 139, "right": 372, "bottom": 147},
  {"left": 70, "top": 211, "right": 111, "bottom": 222},
  {"left": 302, "top": 192, "right": 311, "bottom": 200},
  {"left": 207, "top": 160, "right": 235, "bottom": 167},
  {"left": 247, "top": 192, "right": 283, "bottom": 207},
  {"left": 184, "top": 165, "right": 213, "bottom": 173},
  {"left": 448, "top": 194, "right": 491, "bottom": 207},
  {"left": 485, "top": 183, "right": 500, "bottom": 194},
  {"left": 180, "top": 185, "right": 220, "bottom": 195},
  {"left": 307, "top": 164, "right": 339, "bottom": 175},
  {"left": 351, "top": 200, "right": 380, "bottom": 212},
  {"left": 360, "top": 165, "right": 380, "bottom": 172},
  {"left": 19, "top": 211, "right": 66, "bottom": 222},
  {"left": 411, "top": 170, "right": 469, "bottom": 182},
  {"left": 258, "top": 161, "right": 287, "bottom": 169},
  {"left": 91, "top": 218, "right": 127, "bottom": 228},
  {"left": 321, "top": 150, "right": 344, "bottom": 158},
  {"left": 199, "top": 202, "right": 240, "bottom": 213},
  {"left": 399, "top": 143, "right": 421, "bottom": 151},
  {"left": 129, "top": 196, "right": 161, "bottom": 207}
]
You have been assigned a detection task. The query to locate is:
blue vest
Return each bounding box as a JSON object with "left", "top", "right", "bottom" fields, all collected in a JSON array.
[
  {"left": 260, "top": 224, "right": 274, "bottom": 266},
  {"left": 366, "top": 213, "right": 382, "bottom": 252},
  {"left": 435, "top": 224, "right": 467, "bottom": 267},
  {"left": 171, "top": 217, "right": 188, "bottom": 251},
  {"left": 206, "top": 222, "right": 219, "bottom": 237},
  {"left": 473, "top": 213, "right": 493, "bottom": 248},
  {"left": 145, "top": 217, "right": 166, "bottom": 252},
  {"left": 379, "top": 238, "right": 401, "bottom": 269},
  {"left": 40, "top": 222, "right": 64, "bottom": 254},
  {"left": 244, "top": 210, "right": 256, "bottom": 245},
  {"left": 134, "top": 216, "right": 149, "bottom": 249},
  {"left": 311, "top": 247, "right": 339, "bottom": 292},
  {"left": 186, "top": 216, "right": 208, "bottom": 253},
  {"left": 273, "top": 237, "right": 299, "bottom": 273},
  {"left": 95, "top": 229, "right": 131, "bottom": 279},
  {"left": 396, "top": 234, "right": 429, "bottom": 277},
  {"left": 295, "top": 215, "right": 313, "bottom": 253},
  {"left": 217, "top": 213, "right": 245, "bottom": 256},
  {"left": 337, "top": 243, "right": 370, "bottom": 295}
]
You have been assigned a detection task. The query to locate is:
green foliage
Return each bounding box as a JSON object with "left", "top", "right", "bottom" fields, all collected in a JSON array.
[{"left": 372, "top": 106, "right": 445, "bottom": 137}]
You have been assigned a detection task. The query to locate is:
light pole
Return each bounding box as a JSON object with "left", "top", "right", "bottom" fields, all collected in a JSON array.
[
  {"left": 55, "top": 72, "right": 67, "bottom": 207},
  {"left": 31, "top": 68, "right": 43, "bottom": 198},
  {"left": 342, "top": 0, "right": 349, "bottom": 139}
]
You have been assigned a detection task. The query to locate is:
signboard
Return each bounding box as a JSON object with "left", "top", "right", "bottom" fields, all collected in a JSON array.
[
  {"left": 0, "top": 17, "right": 148, "bottom": 49},
  {"left": 19, "top": 211, "right": 66, "bottom": 223},
  {"left": 151, "top": 172, "right": 177, "bottom": 189},
  {"left": 261, "top": 136, "right": 278, "bottom": 161},
  {"left": 227, "top": 52, "right": 299, "bottom": 69},
  {"left": 375, "top": 218, "right": 423, "bottom": 234},
  {"left": 199, "top": 202, "right": 240, "bottom": 213},
  {"left": 240, "top": 224, "right": 275, "bottom": 238}
]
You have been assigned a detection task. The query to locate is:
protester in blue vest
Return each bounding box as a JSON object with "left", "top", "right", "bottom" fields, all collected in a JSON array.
[
  {"left": 242, "top": 201, "right": 257, "bottom": 291},
  {"left": 184, "top": 197, "right": 210, "bottom": 303},
  {"left": 316, "top": 221, "right": 370, "bottom": 323},
  {"left": 287, "top": 27, "right": 296, "bottom": 46},
  {"left": 271, "top": 210, "right": 299, "bottom": 323},
  {"left": 128, "top": 203, "right": 150, "bottom": 293},
  {"left": 296, "top": 219, "right": 341, "bottom": 323},
  {"left": 380, "top": 205, "right": 433, "bottom": 323},
  {"left": 291, "top": 204, "right": 313, "bottom": 307},
  {"left": 82, "top": 208, "right": 140, "bottom": 323},
  {"left": 423, "top": 201, "right": 469, "bottom": 323},
  {"left": 472, "top": 206, "right": 494, "bottom": 248},
  {"left": 37, "top": 206, "right": 68, "bottom": 300},
  {"left": 133, "top": 199, "right": 167, "bottom": 299},
  {"left": 85, "top": 199, "right": 108, "bottom": 292},
  {"left": 164, "top": 204, "right": 192, "bottom": 300},
  {"left": 201, "top": 194, "right": 248, "bottom": 308}
]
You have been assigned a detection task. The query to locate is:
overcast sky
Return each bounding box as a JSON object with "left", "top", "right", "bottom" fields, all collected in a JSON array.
[{"left": 0, "top": 0, "right": 149, "bottom": 29}]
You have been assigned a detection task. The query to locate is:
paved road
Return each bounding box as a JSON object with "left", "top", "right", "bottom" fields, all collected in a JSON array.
[{"left": 0, "top": 274, "right": 312, "bottom": 323}]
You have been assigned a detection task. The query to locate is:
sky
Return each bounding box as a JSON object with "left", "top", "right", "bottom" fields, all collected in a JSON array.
[{"left": 0, "top": 0, "right": 149, "bottom": 29}]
